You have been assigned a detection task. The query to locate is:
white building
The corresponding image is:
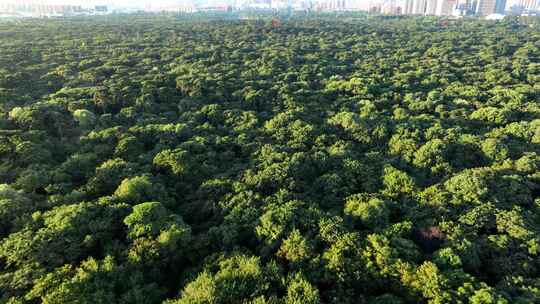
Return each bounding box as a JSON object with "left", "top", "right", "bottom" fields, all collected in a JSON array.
[
  {"left": 435, "top": 0, "right": 457, "bottom": 15},
  {"left": 425, "top": 0, "right": 438, "bottom": 14},
  {"left": 476, "top": 0, "right": 496, "bottom": 15},
  {"left": 485, "top": 12, "right": 505, "bottom": 18},
  {"left": 412, "top": 0, "right": 426, "bottom": 13},
  {"left": 404, "top": 0, "right": 414, "bottom": 13}
]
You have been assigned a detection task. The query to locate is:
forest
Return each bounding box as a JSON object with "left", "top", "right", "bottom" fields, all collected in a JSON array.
[{"left": 0, "top": 14, "right": 539, "bottom": 303}]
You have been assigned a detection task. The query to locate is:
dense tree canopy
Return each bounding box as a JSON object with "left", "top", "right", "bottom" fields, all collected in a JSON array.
[{"left": 0, "top": 13, "right": 539, "bottom": 303}]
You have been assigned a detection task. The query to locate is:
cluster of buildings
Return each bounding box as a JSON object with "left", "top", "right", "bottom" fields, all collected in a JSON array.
[
  {"left": 142, "top": 0, "right": 355, "bottom": 12},
  {"left": 0, "top": 2, "right": 82, "bottom": 17},
  {"left": 396, "top": 0, "right": 537, "bottom": 16},
  {"left": 1, "top": 0, "right": 539, "bottom": 17},
  {"left": 232, "top": 0, "right": 539, "bottom": 16},
  {"left": 302, "top": 0, "right": 540, "bottom": 16},
  {"left": 0, "top": 1, "right": 108, "bottom": 17}
]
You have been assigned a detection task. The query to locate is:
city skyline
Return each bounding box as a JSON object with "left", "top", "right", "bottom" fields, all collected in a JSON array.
[
  {"left": 2, "top": 0, "right": 179, "bottom": 8},
  {"left": 1, "top": 0, "right": 539, "bottom": 15},
  {"left": 0, "top": 0, "right": 407, "bottom": 9}
]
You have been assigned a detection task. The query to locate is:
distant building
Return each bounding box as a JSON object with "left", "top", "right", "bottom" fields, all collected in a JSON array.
[
  {"left": 412, "top": 0, "right": 427, "bottom": 14},
  {"left": 404, "top": 0, "right": 414, "bottom": 13},
  {"left": 494, "top": 0, "right": 507, "bottom": 12},
  {"left": 454, "top": 0, "right": 475, "bottom": 14},
  {"left": 506, "top": 0, "right": 537, "bottom": 13},
  {"left": 313, "top": 0, "right": 349, "bottom": 11},
  {"left": 435, "top": 0, "right": 457, "bottom": 15},
  {"left": 369, "top": 4, "right": 382, "bottom": 12},
  {"left": 144, "top": 1, "right": 198, "bottom": 13},
  {"left": 0, "top": 1, "right": 83, "bottom": 17},
  {"left": 522, "top": 0, "right": 537, "bottom": 8},
  {"left": 381, "top": 0, "right": 403, "bottom": 14},
  {"left": 485, "top": 12, "right": 506, "bottom": 17},
  {"left": 476, "top": 0, "right": 496, "bottom": 15},
  {"left": 425, "top": 0, "right": 438, "bottom": 14},
  {"left": 399, "top": 0, "right": 461, "bottom": 15},
  {"left": 95, "top": 6, "right": 108, "bottom": 13}
]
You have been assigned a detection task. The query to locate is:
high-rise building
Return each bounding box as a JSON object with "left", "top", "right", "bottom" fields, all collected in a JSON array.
[
  {"left": 494, "top": 0, "right": 506, "bottom": 12},
  {"left": 476, "top": 0, "right": 496, "bottom": 15},
  {"left": 0, "top": 1, "right": 82, "bottom": 16},
  {"left": 454, "top": 0, "right": 475, "bottom": 14},
  {"left": 313, "top": 0, "right": 348, "bottom": 11},
  {"left": 425, "top": 0, "right": 438, "bottom": 13},
  {"left": 435, "top": 0, "right": 457, "bottom": 15},
  {"left": 506, "top": 0, "right": 537, "bottom": 12},
  {"left": 382, "top": 0, "right": 397, "bottom": 13},
  {"left": 522, "top": 0, "right": 537, "bottom": 8},
  {"left": 404, "top": 0, "right": 414, "bottom": 13},
  {"left": 412, "top": 0, "right": 427, "bottom": 13}
]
